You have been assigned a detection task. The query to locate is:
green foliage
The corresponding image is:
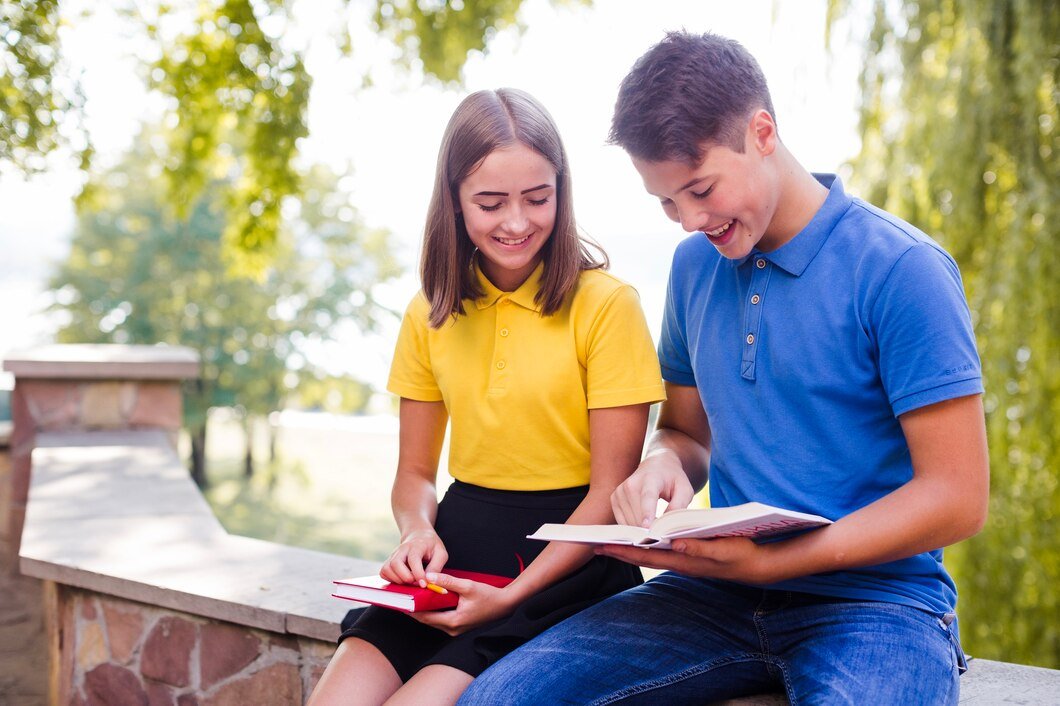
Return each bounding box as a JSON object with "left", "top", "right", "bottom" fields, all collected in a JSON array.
[
  {"left": 837, "top": 0, "right": 1059, "bottom": 667},
  {"left": 0, "top": 0, "right": 87, "bottom": 172},
  {"left": 6, "top": 0, "right": 571, "bottom": 267},
  {"left": 373, "top": 0, "right": 524, "bottom": 84},
  {"left": 50, "top": 130, "right": 400, "bottom": 438},
  {"left": 149, "top": 0, "right": 309, "bottom": 274}
]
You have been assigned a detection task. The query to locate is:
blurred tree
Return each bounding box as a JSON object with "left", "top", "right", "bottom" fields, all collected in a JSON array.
[
  {"left": 0, "top": 0, "right": 88, "bottom": 173},
  {"left": 4, "top": 0, "right": 578, "bottom": 270},
  {"left": 832, "top": 0, "right": 1059, "bottom": 667},
  {"left": 51, "top": 133, "right": 400, "bottom": 485}
]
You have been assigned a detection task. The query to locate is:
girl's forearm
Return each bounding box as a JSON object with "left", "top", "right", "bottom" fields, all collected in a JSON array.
[
  {"left": 500, "top": 485, "right": 617, "bottom": 605},
  {"left": 391, "top": 470, "right": 440, "bottom": 540}
]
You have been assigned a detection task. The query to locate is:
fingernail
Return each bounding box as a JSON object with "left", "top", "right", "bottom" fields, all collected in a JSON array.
[
  {"left": 426, "top": 573, "right": 438, "bottom": 582},
  {"left": 418, "top": 579, "right": 426, "bottom": 587}
]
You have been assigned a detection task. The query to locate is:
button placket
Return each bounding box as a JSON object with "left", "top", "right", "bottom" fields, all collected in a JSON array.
[
  {"left": 741, "top": 259, "right": 771, "bottom": 381},
  {"left": 489, "top": 302, "right": 511, "bottom": 394}
]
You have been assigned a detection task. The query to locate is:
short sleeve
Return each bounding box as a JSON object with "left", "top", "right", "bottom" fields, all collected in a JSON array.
[
  {"left": 386, "top": 294, "right": 444, "bottom": 402},
  {"left": 585, "top": 285, "right": 666, "bottom": 409},
  {"left": 658, "top": 273, "right": 696, "bottom": 386},
  {"left": 872, "top": 243, "right": 983, "bottom": 416}
]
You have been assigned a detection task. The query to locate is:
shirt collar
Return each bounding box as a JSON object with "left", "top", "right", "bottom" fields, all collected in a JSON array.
[
  {"left": 739, "top": 173, "right": 852, "bottom": 276},
  {"left": 472, "top": 257, "right": 545, "bottom": 312}
]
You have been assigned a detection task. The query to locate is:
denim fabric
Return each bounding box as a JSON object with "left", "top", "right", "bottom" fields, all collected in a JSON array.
[{"left": 459, "top": 573, "right": 966, "bottom": 706}]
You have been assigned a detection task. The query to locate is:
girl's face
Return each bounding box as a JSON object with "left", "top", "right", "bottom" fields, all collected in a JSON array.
[{"left": 457, "top": 142, "right": 557, "bottom": 292}]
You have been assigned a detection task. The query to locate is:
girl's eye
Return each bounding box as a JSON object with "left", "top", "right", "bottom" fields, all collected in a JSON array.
[
  {"left": 478, "top": 203, "right": 502, "bottom": 212},
  {"left": 528, "top": 197, "right": 550, "bottom": 207},
  {"left": 691, "top": 186, "right": 714, "bottom": 200}
]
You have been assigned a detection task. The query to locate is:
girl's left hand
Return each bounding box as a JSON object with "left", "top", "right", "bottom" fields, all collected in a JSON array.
[{"left": 407, "top": 572, "right": 518, "bottom": 636}]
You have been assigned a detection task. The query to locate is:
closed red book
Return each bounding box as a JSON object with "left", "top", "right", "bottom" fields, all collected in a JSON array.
[{"left": 331, "top": 569, "right": 514, "bottom": 613}]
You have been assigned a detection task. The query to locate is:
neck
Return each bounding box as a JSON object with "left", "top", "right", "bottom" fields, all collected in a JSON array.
[{"left": 759, "top": 146, "right": 829, "bottom": 252}]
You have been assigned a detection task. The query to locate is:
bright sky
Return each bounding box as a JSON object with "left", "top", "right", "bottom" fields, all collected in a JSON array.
[{"left": 0, "top": 0, "right": 864, "bottom": 395}]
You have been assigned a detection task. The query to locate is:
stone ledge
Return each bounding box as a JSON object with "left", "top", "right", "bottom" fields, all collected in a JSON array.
[
  {"left": 3, "top": 344, "right": 200, "bottom": 381},
  {"left": 19, "top": 430, "right": 377, "bottom": 642}
]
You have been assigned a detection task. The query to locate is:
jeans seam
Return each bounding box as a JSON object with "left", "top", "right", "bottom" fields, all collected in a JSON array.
[{"left": 586, "top": 654, "right": 776, "bottom": 706}]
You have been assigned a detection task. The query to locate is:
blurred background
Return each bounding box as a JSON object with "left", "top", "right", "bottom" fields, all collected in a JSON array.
[{"left": 0, "top": 0, "right": 1055, "bottom": 668}]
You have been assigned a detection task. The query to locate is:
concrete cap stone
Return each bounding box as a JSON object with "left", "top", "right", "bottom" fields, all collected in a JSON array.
[{"left": 3, "top": 344, "right": 199, "bottom": 381}]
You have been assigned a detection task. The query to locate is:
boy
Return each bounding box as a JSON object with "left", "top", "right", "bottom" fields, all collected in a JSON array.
[{"left": 459, "top": 32, "right": 988, "bottom": 704}]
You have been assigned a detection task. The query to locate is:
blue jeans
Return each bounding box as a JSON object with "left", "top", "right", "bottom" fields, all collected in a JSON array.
[{"left": 459, "top": 573, "right": 966, "bottom": 705}]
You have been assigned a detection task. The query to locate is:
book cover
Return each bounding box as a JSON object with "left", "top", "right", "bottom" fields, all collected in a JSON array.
[
  {"left": 527, "top": 502, "right": 832, "bottom": 549},
  {"left": 332, "top": 568, "right": 513, "bottom": 613}
]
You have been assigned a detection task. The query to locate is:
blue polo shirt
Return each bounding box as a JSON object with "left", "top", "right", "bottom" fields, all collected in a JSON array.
[{"left": 659, "top": 174, "right": 983, "bottom": 614}]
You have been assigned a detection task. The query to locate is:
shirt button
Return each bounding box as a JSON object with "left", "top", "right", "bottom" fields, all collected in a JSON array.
[
  {"left": 755, "top": 259, "right": 766, "bottom": 269},
  {"left": 499, "top": 328, "right": 510, "bottom": 337},
  {"left": 499, "top": 297, "right": 509, "bottom": 305},
  {"left": 751, "top": 294, "right": 761, "bottom": 305},
  {"left": 746, "top": 334, "right": 755, "bottom": 345},
  {"left": 496, "top": 360, "right": 506, "bottom": 369}
]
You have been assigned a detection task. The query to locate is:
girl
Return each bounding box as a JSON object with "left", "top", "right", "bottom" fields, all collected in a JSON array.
[{"left": 308, "top": 88, "right": 664, "bottom": 706}]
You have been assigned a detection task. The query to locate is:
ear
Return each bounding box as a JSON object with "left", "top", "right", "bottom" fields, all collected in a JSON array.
[{"left": 748, "top": 109, "right": 777, "bottom": 158}]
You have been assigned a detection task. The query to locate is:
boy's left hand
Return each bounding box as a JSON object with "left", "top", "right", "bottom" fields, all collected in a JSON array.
[
  {"left": 596, "top": 537, "right": 778, "bottom": 584},
  {"left": 407, "top": 572, "right": 517, "bottom": 636}
]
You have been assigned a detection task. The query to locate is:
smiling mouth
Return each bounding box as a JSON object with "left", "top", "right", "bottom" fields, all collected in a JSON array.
[
  {"left": 704, "top": 220, "right": 735, "bottom": 239},
  {"left": 493, "top": 234, "right": 531, "bottom": 246}
]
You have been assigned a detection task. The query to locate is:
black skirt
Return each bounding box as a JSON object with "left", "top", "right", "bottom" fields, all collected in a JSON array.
[{"left": 338, "top": 480, "right": 643, "bottom": 681}]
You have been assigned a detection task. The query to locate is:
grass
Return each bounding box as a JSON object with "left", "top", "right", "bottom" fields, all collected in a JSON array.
[{"left": 198, "top": 410, "right": 454, "bottom": 561}]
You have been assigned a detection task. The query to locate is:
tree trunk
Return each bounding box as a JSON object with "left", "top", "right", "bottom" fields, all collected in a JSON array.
[
  {"left": 269, "top": 418, "right": 278, "bottom": 463},
  {"left": 190, "top": 424, "right": 207, "bottom": 488},
  {"left": 243, "top": 415, "right": 254, "bottom": 478}
]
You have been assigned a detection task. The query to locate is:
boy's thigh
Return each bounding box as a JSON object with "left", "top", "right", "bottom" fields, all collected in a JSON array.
[
  {"left": 462, "top": 574, "right": 780, "bottom": 706},
  {"left": 775, "top": 600, "right": 963, "bottom": 706}
]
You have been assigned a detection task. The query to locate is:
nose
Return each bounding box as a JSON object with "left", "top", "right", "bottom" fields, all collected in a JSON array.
[
  {"left": 503, "top": 205, "right": 531, "bottom": 235},
  {"left": 678, "top": 204, "right": 705, "bottom": 233}
]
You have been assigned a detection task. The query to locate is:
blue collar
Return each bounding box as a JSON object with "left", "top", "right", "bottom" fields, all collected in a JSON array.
[{"left": 739, "top": 173, "right": 853, "bottom": 276}]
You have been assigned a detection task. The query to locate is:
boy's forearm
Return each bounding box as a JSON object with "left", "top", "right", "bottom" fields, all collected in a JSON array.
[{"left": 762, "top": 474, "right": 987, "bottom": 583}]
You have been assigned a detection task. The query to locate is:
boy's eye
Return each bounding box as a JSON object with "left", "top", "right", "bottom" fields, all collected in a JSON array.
[
  {"left": 691, "top": 185, "right": 714, "bottom": 200},
  {"left": 478, "top": 203, "right": 502, "bottom": 212}
]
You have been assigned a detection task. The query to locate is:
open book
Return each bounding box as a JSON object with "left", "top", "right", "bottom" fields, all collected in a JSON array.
[{"left": 528, "top": 502, "right": 831, "bottom": 549}]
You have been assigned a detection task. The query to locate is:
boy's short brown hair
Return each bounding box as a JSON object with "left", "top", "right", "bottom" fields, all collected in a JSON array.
[{"left": 609, "top": 31, "right": 776, "bottom": 164}]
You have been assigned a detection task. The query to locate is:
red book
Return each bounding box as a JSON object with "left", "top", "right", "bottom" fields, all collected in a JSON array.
[{"left": 331, "top": 569, "right": 514, "bottom": 613}]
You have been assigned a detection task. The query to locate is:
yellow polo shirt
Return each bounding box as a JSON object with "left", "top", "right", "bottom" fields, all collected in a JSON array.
[{"left": 387, "top": 262, "right": 665, "bottom": 491}]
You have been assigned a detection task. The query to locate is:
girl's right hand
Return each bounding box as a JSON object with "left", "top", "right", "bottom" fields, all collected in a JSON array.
[{"left": 380, "top": 529, "right": 449, "bottom": 587}]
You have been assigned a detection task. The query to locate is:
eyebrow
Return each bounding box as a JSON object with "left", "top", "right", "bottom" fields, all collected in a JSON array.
[
  {"left": 473, "top": 183, "right": 554, "bottom": 197},
  {"left": 677, "top": 175, "right": 710, "bottom": 192}
]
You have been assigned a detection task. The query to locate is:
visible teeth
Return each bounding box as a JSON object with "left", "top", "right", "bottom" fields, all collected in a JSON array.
[
  {"left": 706, "top": 220, "right": 733, "bottom": 237},
  {"left": 494, "top": 235, "right": 530, "bottom": 245}
]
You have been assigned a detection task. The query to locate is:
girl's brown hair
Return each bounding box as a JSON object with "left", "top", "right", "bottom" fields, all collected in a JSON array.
[{"left": 421, "top": 88, "right": 607, "bottom": 328}]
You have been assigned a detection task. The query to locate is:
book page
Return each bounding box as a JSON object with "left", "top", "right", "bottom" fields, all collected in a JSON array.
[{"left": 527, "top": 523, "right": 650, "bottom": 545}]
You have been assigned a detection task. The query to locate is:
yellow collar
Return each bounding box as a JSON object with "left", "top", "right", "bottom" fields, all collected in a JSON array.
[{"left": 472, "top": 258, "right": 545, "bottom": 312}]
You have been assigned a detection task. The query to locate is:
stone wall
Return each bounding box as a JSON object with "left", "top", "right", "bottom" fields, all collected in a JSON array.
[
  {"left": 54, "top": 587, "right": 334, "bottom": 706},
  {"left": 5, "top": 345, "right": 195, "bottom": 564}
]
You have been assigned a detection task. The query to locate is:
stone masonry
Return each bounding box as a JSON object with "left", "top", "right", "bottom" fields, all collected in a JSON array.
[{"left": 55, "top": 587, "right": 334, "bottom": 706}]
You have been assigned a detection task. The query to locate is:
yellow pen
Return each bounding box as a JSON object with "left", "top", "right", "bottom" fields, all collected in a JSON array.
[{"left": 425, "top": 582, "right": 448, "bottom": 595}]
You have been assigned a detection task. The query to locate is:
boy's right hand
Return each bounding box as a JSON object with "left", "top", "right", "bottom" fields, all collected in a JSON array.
[
  {"left": 611, "top": 451, "right": 695, "bottom": 528},
  {"left": 380, "top": 529, "right": 449, "bottom": 588}
]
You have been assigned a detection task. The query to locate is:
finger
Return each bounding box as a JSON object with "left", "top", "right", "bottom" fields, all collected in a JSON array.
[
  {"left": 405, "top": 546, "right": 431, "bottom": 587},
  {"left": 426, "top": 572, "right": 475, "bottom": 596},
  {"left": 613, "top": 481, "right": 644, "bottom": 526},
  {"left": 596, "top": 545, "right": 688, "bottom": 572},
  {"left": 424, "top": 546, "right": 449, "bottom": 576},
  {"left": 663, "top": 475, "right": 695, "bottom": 513},
  {"left": 639, "top": 479, "right": 664, "bottom": 528},
  {"left": 611, "top": 486, "right": 634, "bottom": 526},
  {"left": 383, "top": 551, "right": 414, "bottom": 585}
]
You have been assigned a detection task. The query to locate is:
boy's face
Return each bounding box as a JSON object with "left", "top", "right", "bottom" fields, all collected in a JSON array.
[{"left": 631, "top": 113, "right": 781, "bottom": 259}]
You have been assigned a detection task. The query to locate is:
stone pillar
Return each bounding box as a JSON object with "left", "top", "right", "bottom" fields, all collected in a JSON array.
[{"left": 1, "top": 344, "right": 199, "bottom": 564}]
